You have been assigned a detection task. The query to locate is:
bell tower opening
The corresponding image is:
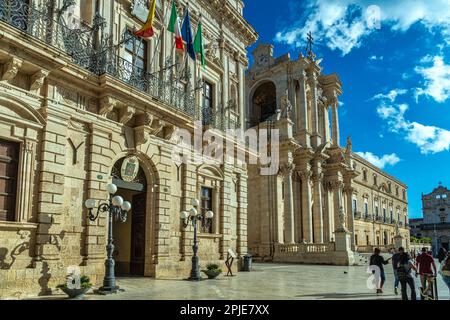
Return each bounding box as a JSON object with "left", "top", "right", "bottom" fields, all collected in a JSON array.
[{"left": 251, "top": 81, "right": 277, "bottom": 126}]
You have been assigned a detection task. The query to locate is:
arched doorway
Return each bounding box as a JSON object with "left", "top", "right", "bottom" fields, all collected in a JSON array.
[
  {"left": 251, "top": 81, "right": 277, "bottom": 126},
  {"left": 111, "top": 156, "right": 148, "bottom": 276}
]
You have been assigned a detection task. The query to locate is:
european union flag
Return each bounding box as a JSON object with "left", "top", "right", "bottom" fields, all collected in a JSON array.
[{"left": 181, "top": 8, "right": 196, "bottom": 61}]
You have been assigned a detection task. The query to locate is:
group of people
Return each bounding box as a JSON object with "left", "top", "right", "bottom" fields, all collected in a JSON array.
[{"left": 369, "top": 246, "right": 450, "bottom": 300}]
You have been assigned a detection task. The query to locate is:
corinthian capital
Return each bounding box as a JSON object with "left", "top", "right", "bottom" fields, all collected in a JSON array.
[
  {"left": 279, "top": 163, "right": 295, "bottom": 177},
  {"left": 297, "top": 170, "right": 312, "bottom": 181}
]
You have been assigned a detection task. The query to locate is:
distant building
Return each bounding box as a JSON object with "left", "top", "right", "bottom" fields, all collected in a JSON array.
[
  {"left": 421, "top": 184, "right": 450, "bottom": 253},
  {"left": 409, "top": 218, "right": 424, "bottom": 238}
]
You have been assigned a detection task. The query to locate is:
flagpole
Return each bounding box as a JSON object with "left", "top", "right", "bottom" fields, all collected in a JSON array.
[{"left": 149, "top": 0, "right": 172, "bottom": 75}]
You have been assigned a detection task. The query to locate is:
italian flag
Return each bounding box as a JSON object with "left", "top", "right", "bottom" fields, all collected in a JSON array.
[
  {"left": 194, "top": 19, "right": 205, "bottom": 67},
  {"left": 168, "top": 1, "right": 184, "bottom": 52},
  {"left": 135, "top": 0, "right": 157, "bottom": 39}
]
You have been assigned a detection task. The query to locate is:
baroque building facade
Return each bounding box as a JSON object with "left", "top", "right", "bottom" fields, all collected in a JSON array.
[
  {"left": 419, "top": 184, "right": 450, "bottom": 254},
  {"left": 0, "top": 0, "right": 257, "bottom": 297},
  {"left": 246, "top": 45, "right": 410, "bottom": 264}
]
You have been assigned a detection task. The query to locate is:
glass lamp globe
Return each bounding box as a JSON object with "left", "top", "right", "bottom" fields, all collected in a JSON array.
[
  {"left": 181, "top": 211, "right": 189, "bottom": 219},
  {"left": 205, "top": 211, "right": 214, "bottom": 219},
  {"left": 191, "top": 198, "right": 200, "bottom": 207},
  {"left": 85, "top": 199, "right": 96, "bottom": 209},
  {"left": 121, "top": 201, "right": 132, "bottom": 212},
  {"left": 106, "top": 183, "right": 117, "bottom": 195},
  {"left": 189, "top": 207, "right": 197, "bottom": 217},
  {"left": 112, "top": 195, "right": 124, "bottom": 207}
]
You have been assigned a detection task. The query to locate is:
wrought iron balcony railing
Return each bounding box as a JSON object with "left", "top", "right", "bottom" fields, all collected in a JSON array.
[
  {"left": 354, "top": 211, "right": 362, "bottom": 219},
  {"left": 0, "top": 0, "right": 197, "bottom": 119},
  {"left": 202, "top": 106, "right": 241, "bottom": 131}
]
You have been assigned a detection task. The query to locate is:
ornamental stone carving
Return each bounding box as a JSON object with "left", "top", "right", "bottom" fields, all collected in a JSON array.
[
  {"left": 99, "top": 96, "right": 118, "bottom": 117},
  {"left": 1, "top": 57, "right": 22, "bottom": 82},
  {"left": 119, "top": 106, "right": 136, "bottom": 124},
  {"left": 30, "top": 70, "right": 49, "bottom": 91}
]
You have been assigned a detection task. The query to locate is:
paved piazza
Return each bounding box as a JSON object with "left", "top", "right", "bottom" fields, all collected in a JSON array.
[{"left": 34, "top": 263, "right": 449, "bottom": 300}]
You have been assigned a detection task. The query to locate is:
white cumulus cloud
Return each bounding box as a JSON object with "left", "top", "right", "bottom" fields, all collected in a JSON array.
[
  {"left": 275, "top": 0, "right": 450, "bottom": 56},
  {"left": 415, "top": 55, "right": 450, "bottom": 103},
  {"left": 375, "top": 90, "right": 450, "bottom": 154},
  {"left": 355, "top": 151, "right": 401, "bottom": 169}
]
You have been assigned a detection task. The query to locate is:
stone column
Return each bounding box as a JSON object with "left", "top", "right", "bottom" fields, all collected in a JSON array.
[
  {"left": 332, "top": 181, "right": 344, "bottom": 231},
  {"left": 331, "top": 99, "right": 340, "bottom": 146},
  {"left": 295, "top": 71, "right": 310, "bottom": 147},
  {"left": 312, "top": 164, "right": 324, "bottom": 243},
  {"left": 345, "top": 186, "right": 356, "bottom": 250},
  {"left": 308, "top": 72, "right": 321, "bottom": 147},
  {"left": 299, "top": 170, "right": 313, "bottom": 243},
  {"left": 323, "top": 103, "right": 331, "bottom": 143},
  {"left": 322, "top": 184, "right": 333, "bottom": 242},
  {"left": 281, "top": 163, "right": 295, "bottom": 244}
]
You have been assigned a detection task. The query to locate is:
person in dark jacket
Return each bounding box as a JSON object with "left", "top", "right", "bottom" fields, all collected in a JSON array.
[
  {"left": 397, "top": 252, "right": 417, "bottom": 300},
  {"left": 392, "top": 247, "right": 405, "bottom": 295},
  {"left": 438, "top": 247, "right": 448, "bottom": 264},
  {"left": 370, "top": 248, "right": 391, "bottom": 294}
]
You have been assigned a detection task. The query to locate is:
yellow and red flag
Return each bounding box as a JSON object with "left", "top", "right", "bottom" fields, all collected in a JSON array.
[{"left": 135, "top": 0, "right": 157, "bottom": 39}]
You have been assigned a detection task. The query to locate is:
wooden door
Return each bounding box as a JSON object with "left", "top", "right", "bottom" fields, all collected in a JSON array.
[
  {"left": 130, "top": 192, "right": 146, "bottom": 275},
  {"left": 0, "top": 140, "right": 19, "bottom": 221}
]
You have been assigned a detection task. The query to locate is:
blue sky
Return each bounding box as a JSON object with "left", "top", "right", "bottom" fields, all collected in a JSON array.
[{"left": 244, "top": 0, "right": 450, "bottom": 218}]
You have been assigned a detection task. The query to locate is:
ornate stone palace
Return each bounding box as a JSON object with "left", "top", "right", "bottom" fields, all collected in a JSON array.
[
  {"left": 0, "top": 0, "right": 257, "bottom": 297},
  {"left": 419, "top": 184, "right": 450, "bottom": 254},
  {"left": 246, "top": 44, "right": 410, "bottom": 264}
]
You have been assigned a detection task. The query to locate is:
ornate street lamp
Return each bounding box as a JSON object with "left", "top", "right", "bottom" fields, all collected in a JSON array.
[
  {"left": 84, "top": 183, "right": 132, "bottom": 294},
  {"left": 180, "top": 198, "right": 214, "bottom": 281}
]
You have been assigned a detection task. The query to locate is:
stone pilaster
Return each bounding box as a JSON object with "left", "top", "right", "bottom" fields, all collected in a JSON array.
[
  {"left": 35, "top": 112, "right": 70, "bottom": 264},
  {"left": 220, "top": 165, "right": 233, "bottom": 260},
  {"left": 180, "top": 163, "right": 197, "bottom": 261},
  {"left": 83, "top": 123, "right": 113, "bottom": 264},
  {"left": 280, "top": 163, "right": 295, "bottom": 244},
  {"left": 331, "top": 180, "right": 344, "bottom": 232},
  {"left": 236, "top": 172, "right": 248, "bottom": 256}
]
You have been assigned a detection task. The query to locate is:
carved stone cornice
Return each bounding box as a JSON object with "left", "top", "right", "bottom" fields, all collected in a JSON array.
[
  {"left": 1, "top": 57, "right": 22, "bottom": 82},
  {"left": 30, "top": 70, "right": 50, "bottom": 91}
]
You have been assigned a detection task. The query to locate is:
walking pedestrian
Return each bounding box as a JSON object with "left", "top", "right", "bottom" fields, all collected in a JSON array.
[
  {"left": 369, "top": 248, "right": 391, "bottom": 294},
  {"left": 396, "top": 251, "right": 417, "bottom": 300},
  {"left": 438, "top": 246, "right": 448, "bottom": 264},
  {"left": 439, "top": 252, "right": 450, "bottom": 299},
  {"left": 392, "top": 247, "right": 404, "bottom": 295}
]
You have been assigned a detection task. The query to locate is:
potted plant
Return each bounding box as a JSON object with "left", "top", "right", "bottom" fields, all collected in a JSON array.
[
  {"left": 57, "top": 275, "right": 92, "bottom": 299},
  {"left": 202, "top": 263, "right": 222, "bottom": 279}
]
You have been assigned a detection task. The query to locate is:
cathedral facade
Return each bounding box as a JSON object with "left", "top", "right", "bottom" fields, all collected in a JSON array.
[
  {"left": 246, "top": 44, "right": 410, "bottom": 264},
  {"left": 0, "top": 0, "right": 256, "bottom": 297}
]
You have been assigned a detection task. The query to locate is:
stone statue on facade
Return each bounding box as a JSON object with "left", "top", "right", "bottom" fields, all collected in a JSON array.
[
  {"left": 336, "top": 206, "right": 348, "bottom": 232},
  {"left": 280, "top": 90, "right": 293, "bottom": 120}
]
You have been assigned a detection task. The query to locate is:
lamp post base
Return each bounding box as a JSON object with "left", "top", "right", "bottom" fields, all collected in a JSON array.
[{"left": 95, "top": 286, "right": 123, "bottom": 295}]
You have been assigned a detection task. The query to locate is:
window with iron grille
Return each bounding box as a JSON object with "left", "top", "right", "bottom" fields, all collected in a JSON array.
[{"left": 202, "top": 81, "right": 214, "bottom": 125}]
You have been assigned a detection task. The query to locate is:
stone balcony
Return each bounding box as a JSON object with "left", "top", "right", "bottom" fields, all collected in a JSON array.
[{"left": 354, "top": 211, "right": 362, "bottom": 220}]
